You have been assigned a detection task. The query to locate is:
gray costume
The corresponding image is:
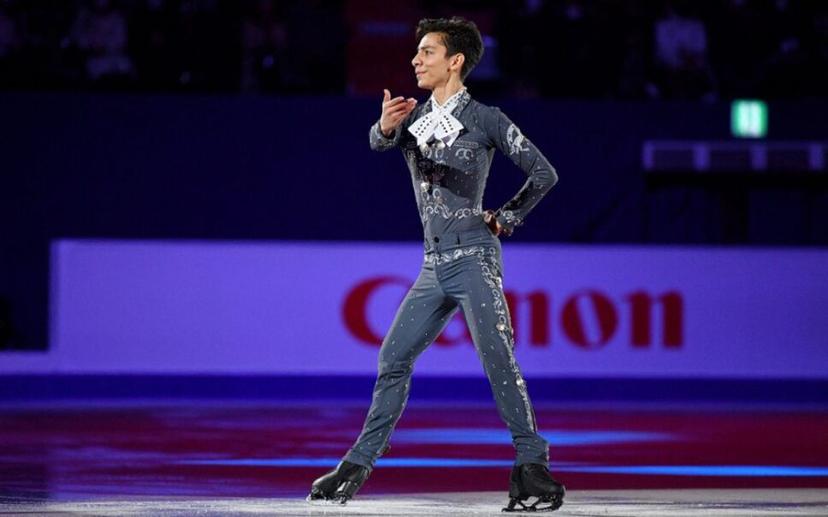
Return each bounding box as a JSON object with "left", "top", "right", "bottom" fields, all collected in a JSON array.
[{"left": 343, "top": 89, "right": 558, "bottom": 470}]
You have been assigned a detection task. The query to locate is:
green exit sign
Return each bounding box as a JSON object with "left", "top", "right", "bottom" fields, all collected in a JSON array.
[{"left": 731, "top": 100, "right": 768, "bottom": 138}]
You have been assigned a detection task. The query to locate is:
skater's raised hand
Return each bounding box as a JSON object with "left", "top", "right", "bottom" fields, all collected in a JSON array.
[{"left": 379, "top": 89, "right": 417, "bottom": 137}]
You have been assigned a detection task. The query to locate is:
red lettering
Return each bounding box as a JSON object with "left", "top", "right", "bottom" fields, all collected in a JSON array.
[
  {"left": 626, "top": 291, "right": 684, "bottom": 348},
  {"left": 342, "top": 276, "right": 410, "bottom": 346},
  {"left": 561, "top": 290, "right": 618, "bottom": 349},
  {"left": 505, "top": 290, "right": 551, "bottom": 346},
  {"left": 343, "top": 276, "right": 684, "bottom": 352}
]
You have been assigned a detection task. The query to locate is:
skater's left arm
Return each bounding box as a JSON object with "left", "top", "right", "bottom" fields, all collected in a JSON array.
[{"left": 484, "top": 107, "right": 558, "bottom": 235}]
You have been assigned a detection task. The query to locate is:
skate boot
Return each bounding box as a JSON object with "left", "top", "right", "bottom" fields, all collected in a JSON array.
[
  {"left": 307, "top": 460, "right": 371, "bottom": 505},
  {"left": 502, "top": 463, "right": 565, "bottom": 512}
]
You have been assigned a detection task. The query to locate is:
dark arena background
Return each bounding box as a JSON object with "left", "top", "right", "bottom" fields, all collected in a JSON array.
[{"left": 1, "top": 1, "right": 827, "bottom": 515}]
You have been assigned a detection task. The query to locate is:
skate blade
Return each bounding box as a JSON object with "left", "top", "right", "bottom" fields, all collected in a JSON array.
[
  {"left": 502, "top": 495, "right": 564, "bottom": 512},
  {"left": 306, "top": 496, "right": 351, "bottom": 506},
  {"left": 306, "top": 488, "right": 338, "bottom": 505},
  {"left": 308, "top": 489, "right": 351, "bottom": 506},
  {"left": 305, "top": 494, "right": 331, "bottom": 505}
]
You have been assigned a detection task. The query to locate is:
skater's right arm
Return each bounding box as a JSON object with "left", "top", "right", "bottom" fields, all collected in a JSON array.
[{"left": 369, "top": 89, "right": 417, "bottom": 152}]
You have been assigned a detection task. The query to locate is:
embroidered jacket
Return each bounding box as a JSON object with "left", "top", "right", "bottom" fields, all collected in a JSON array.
[{"left": 369, "top": 89, "right": 557, "bottom": 251}]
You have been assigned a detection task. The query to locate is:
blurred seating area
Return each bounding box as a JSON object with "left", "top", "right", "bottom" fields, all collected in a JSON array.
[{"left": 0, "top": 0, "right": 825, "bottom": 98}]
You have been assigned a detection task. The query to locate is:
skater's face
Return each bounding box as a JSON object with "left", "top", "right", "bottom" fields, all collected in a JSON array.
[{"left": 411, "top": 32, "right": 465, "bottom": 90}]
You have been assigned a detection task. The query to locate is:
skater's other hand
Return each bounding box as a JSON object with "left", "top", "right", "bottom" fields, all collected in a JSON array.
[
  {"left": 484, "top": 210, "right": 508, "bottom": 237},
  {"left": 380, "top": 89, "right": 417, "bottom": 137}
]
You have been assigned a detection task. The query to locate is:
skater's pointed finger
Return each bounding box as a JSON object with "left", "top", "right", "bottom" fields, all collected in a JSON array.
[
  {"left": 382, "top": 90, "right": 406, "bottom": 107},
  {"left": 383, "top": 97, "right": 407, "bottom": 109}
]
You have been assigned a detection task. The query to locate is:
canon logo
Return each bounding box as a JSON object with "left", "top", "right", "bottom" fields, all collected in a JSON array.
[{"left": 342, "top": 276, "right": 684, "bottom": 349}]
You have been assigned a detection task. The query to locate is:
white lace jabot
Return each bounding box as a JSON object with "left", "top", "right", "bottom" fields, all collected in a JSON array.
[{"left": 407, "top": 87, "right": 467, "bottom": 152}]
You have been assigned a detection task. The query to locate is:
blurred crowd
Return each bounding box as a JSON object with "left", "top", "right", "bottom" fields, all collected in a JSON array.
[
  {"left": 501, "top": 0, "right": 828, "bottom": 100},
  {"left": 0, "top": 0, "right": 825, "bottom": 99}
]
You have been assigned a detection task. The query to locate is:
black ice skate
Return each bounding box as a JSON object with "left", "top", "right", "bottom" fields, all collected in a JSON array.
[
  {"left": 502, "top": 463, "right": 565, "bottom": 512},
  {"left": 307, "top": 460, "right": 371, "bottom": 505}
]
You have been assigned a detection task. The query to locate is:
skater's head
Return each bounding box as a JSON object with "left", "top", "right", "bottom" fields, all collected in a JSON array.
[{"left": 411, "top": 16, "right": 484, "bottom": 90}]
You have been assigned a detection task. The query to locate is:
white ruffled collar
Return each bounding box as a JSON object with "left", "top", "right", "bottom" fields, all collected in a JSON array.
[{"left": 408, "top": 87, "right": 469, "bottom": 151}]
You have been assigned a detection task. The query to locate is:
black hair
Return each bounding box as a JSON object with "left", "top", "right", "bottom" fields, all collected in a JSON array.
[{"left": 415, "top": 16, "right": 484, "bottom": 81}]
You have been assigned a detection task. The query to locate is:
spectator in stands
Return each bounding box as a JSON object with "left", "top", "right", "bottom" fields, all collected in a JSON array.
[
  {"left": 616, "top": 1, "right": 658, "bottom": 99},
  {"left": 241, "top": 0, "right": 289, "bottom": 92},
  {"left": 68, "top": 0, "right": 134, "bottom": 86},
  {"left": 652, "top": 0, "right": 715, "bottom": 99},
  {"left": 762, "top": 0, "right": 819, "bottom": 98},
  {"left": 0, "top": 3, "right": 20, "bottom": 58},
  {"left": 0, "top": 3, "right": 21, "bottom": 87},
  {"left": 0, "top": 0, "right": 825, "bottom": 99}
]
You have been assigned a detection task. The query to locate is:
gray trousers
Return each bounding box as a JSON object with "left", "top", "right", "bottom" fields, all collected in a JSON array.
[{"left": 343, "top": 237, "right": 549, "bottom": 470}]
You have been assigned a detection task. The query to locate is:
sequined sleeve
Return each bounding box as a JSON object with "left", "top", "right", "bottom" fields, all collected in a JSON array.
[
  {"left": 369, "top": 121, "right": 403, "bottom": 152},
  {"left": 485, "top": 107, "right": 558, "bottom": 234}
]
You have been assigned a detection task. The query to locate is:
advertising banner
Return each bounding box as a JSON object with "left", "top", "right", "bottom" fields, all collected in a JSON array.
[{"left": 29, "top": 240, "right": 828, "bottom": 378}]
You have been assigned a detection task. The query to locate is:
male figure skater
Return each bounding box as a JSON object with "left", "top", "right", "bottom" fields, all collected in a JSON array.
[{"left": 309, "top": 17, "right": 565, "bottom": 512}]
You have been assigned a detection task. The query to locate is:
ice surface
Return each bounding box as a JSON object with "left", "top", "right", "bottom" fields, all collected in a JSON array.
[{"left": 2, "top": 489, "right": 827, "bottom": 516}]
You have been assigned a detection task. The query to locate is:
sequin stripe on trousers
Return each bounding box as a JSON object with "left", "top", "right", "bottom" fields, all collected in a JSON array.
[{"left": 473, "top": 248, "right": 537, "bottom": 434}]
